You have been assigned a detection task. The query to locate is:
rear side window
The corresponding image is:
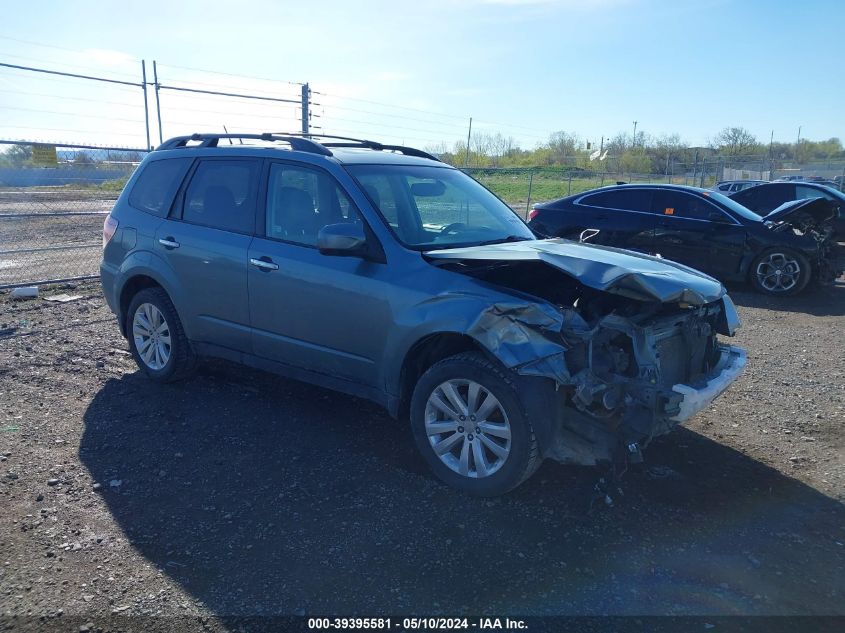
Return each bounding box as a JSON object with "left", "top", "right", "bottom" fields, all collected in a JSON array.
[
  {"left": 652, "top": 190, "right": 722, "bottom": 221},
  {"left": 580, "top": 189, "right": 653, "bottom": 212},
  {"left": 181, "top": 159, "right": 260, "bottom": 234},
  {"left": 128, "top": 158, "right": 192, "bottom": 217},
  {"left": 752, "top": 184, "right": 794, "bottom": 212}
]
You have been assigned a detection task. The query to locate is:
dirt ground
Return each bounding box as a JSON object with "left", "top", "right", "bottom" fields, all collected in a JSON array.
[{"left": 0, "top": 279, "right": 843, "bottom": 630}]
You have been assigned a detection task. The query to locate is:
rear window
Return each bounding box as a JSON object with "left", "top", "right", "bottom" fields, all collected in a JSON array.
[{"left": 128, "top": 158, "right": 192, "bottom": 217}]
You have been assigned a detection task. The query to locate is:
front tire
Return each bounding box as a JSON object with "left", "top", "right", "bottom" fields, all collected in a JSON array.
[
  {"left": 749, "top": 248, "right": 811, "bottom": 296},
  {"left": 410, "top": 352, "right": 541, "bottom": 496},
  {"left": 126, "top": 287, "right": 196, "bottom": 382}
]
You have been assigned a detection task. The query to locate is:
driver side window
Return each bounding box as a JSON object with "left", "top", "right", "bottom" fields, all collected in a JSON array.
[{"left": 265, "top": 163, "right": 362, "bottom": 247}]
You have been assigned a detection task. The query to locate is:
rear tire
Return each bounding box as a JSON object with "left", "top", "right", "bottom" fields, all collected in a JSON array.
[
  {"left": 410, "top": 352, "right": 541, "bottom": 496},
  {"left": 749, "top": 248, "right": 811, "bottom": 296},
  {"left": 126, "top": 287, "right": 196, "bottom": 382}
]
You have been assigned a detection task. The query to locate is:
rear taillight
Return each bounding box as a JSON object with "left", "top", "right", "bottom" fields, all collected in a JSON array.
[
  {"left": 528, "top": 208, "right": 539, "bottom": 221},
  {"left": 103, "top": 215, "right": 119, "bottom": 248}
]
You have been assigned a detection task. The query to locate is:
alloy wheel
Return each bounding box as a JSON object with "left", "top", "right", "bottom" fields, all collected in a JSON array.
[
  {"left": 132, "top": 302, "right": 172, "bottom": 370},
  {"left": 424, "top": 379, "right": 512, "bottom": 478},
  {"left": 756, "top": 252, "right": 801, "bottom": 292}
]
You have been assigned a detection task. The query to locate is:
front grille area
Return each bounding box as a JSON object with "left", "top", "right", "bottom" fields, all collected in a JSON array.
[{"left": 656, "top": 334, "right": 690, "bottom": 386}]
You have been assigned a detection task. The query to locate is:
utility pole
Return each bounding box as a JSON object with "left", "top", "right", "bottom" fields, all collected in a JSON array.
[
  {"left": 464, "top": 117, "right": 473, "bottom": 167},
  {"left": 141, "top": 60, "right": 151, "bottom": 150},
  {"left": 301, "top": 83, "right": 310, "bottom": 134},
  {"left": 769, "top": 130, "right": 774, "bottom": 180},
  {"left": 796, "top": 125, "right": 802, "bottom": 163},
  {"left": 632, "top": 121, "right": 638, "bottom": 147},
  {"left": 152, "top": 60, "right": 163, "bottom": 145}
]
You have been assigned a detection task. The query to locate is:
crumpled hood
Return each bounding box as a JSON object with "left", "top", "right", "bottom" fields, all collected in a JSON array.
[
  {"left": 765, "top": 197, "right": 837, "bottom": 224},
  {"left": 426, "top": 239, "right": 726, "bottom": 306}
]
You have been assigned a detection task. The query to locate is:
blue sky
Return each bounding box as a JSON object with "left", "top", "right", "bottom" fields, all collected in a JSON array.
[{"left": 1, "top": 0, "right": 842, "bottom": 150}]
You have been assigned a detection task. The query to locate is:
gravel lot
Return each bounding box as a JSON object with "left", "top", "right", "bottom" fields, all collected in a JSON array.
[{"left": 0, "top": 279, "right": 843, "bottom": 630}]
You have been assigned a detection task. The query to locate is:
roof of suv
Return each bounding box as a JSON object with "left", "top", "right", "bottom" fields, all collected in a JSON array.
[{"left": 154, "top": 132, "right": 446, "bottom": 167}]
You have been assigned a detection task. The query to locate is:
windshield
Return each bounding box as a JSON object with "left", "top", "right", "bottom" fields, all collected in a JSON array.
[
  {"left": 345, "top": 164, "right": 535, "bottom": 249},
  {"left": 817, "top": 184, "right": 845, "bottom": 202},
  {"left": 705, "top": 190, "right": 764, "bottom": 222}
]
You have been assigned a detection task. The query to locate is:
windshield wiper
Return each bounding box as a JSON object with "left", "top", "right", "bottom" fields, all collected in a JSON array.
[{"left": 473, "top": 235, "right": 535, "bottom": 246}]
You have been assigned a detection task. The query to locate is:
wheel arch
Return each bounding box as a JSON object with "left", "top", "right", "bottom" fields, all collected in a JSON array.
[
  {"left": 118, "top": 274, "right": 163, "bottom": 336},
  {"left": 395, "top": 332, "right": 491, "bottom": 421}
]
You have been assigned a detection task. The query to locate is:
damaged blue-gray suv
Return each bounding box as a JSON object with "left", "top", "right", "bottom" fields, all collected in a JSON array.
[{"left": 101, "top": 133, "right": 746, "bottom": 496}]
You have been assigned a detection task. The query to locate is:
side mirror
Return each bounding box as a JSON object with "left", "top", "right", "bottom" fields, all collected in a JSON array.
[{"left": 317, "top": 222, "right": 367, "bottom": 257}]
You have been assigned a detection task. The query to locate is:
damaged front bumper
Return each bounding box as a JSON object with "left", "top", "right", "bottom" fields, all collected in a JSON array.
[
  {"left": 465, "top": 296, "right": 748, "bottom": 466},
  {"left": 669, "top": 344, "right": 747, "bottom": 423}
]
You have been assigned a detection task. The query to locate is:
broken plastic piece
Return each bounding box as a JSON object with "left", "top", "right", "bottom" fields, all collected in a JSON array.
[
  {"left": 44, "top": 294, "right": 82, "bottom": 303},
  {"left": 10, "top": 286, "right": 38, "bottom": 299}
]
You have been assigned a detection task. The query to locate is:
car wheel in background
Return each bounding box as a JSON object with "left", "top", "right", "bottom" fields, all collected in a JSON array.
[
  {"left": 126, "top": 287, "right": 196, "bottom": 382},
  {"left": 749, "top": 248, "right": 811, "bottom": 296},
  {"left": 410, "top": 352, "right": 541, "bottom": 496}
]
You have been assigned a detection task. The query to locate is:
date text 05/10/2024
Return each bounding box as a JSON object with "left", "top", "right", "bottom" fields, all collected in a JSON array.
[{"left": 307, "top": 618, "right": 528, "bottom": 630}]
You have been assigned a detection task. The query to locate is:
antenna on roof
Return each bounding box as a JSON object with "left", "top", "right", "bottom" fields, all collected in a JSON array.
[{"left": 222, "top": 126, "right": 242, "bottom": 145}]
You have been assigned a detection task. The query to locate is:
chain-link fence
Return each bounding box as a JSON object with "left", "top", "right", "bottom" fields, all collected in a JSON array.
[
  {"left": 466, "top": 162, "right": 845, "bottom": 219},
  {"left": 0, "top": 142, "right": 147, "bottom": 289},
  {"left": 2, "top": 140, "right": 843, "bottom": 289},
  {"left": 465, "top": 167, "right": 701, "bottom": 218}
]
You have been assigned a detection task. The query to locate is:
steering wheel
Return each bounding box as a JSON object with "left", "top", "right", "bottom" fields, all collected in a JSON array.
[{"left": 440, "top": 222, "right": 468, "bottom": 235}]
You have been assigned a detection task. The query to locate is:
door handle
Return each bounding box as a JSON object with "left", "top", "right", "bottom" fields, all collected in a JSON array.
[
  {"left": 158, "top": 237, "right": 180, "bottom": 249},
  {"left": 250, "top": 257, "right": 279, "bottom": 272}
]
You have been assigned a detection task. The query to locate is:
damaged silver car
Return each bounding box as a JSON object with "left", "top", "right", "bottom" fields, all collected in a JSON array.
[{"left": 101, "top": 133, "right": 746, "bottom": 497}]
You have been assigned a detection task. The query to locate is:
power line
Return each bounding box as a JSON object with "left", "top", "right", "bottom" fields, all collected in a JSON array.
[
  {"left": 0, "top": 104, "right": 147, "bottom": 124},
  {"left": 313, "top": 90, "right": 469, "bottom": 121},
  {"left": 0, "top": 124, "right": 143, "bottom": 137},
  {"left": 0, "top": 68, "right": 141, "bottom": 93},
  {"left": 317, "top": 102, "right": 469, "bottom": 132},
  {"left": 155, "top": 67, "right": 301, "bottom": 100},
  {"left": 156, "top": 62, "right": 304, "bottom": 87},
  {"left": 165, "top": 116, "right": 300, "bottom": 127},
  {"left": 0, "top": 87, "right": 143, "bottom": 108},
  {"left": 0, "top": 62, "right": 141, "bottom": 88},
  {"left": 317, "top": 125, "right": 437, "bottom": 146},
  {"left": 0, "top": 50, "right": 141, "bottom": 80},
  {"left": 160, "top": 105, "right": 300, "bottom": 121},
  {"left": 317, "top": 91, "right": 553, "bottom": 137},
  {"left": 0, "top": 34, "right": 140, "bottom": 59},
  {"left": 157, "top": 88, "right": 301, "bottom": 111},
  {"left": 320, "top": 114, "right": 466, "bottom": 139}
]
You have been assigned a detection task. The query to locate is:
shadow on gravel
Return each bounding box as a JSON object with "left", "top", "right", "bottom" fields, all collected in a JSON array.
[
  {"left": 80, "top": 366, "right": 845, "bottom": 617},
  {"left": 727, "top": 279, "right": 845, "bottom": 316}
]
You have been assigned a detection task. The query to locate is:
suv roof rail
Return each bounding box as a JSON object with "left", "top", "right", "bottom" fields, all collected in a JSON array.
[
  {"left": 280, "top": 133, "right": 441, "bottom": 162},
  {"left": 157, "top": 133, "right": 333, "bottom": 156}
]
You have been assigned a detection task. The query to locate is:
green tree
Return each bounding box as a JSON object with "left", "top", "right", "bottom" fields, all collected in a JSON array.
[
  {"left": 1, "top": 144, "right": 33, "bottom": 167},
  {"left": 713, "top": 127, "right": 760, "bottom": 156},
  {"left": 619, "top": 151, "right": 652, "bottom": 174}
]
